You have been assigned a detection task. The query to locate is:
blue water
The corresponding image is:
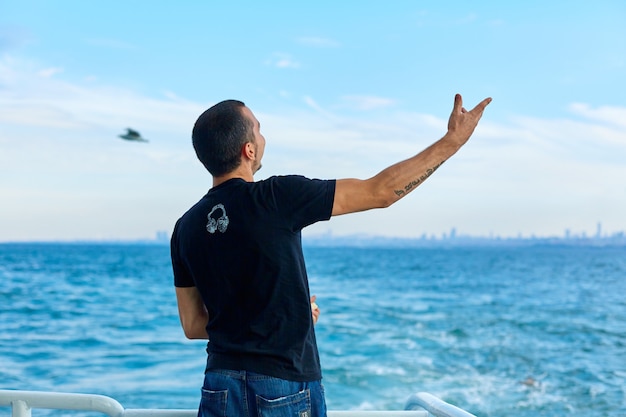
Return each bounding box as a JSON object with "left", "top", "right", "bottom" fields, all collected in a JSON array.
[{"left": 1, "top": 243, "right": 625, "bottom": 416}]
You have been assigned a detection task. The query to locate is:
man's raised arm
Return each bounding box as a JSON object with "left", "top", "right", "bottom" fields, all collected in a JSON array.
[{"left": 332, "top": 94, "right": 491, "bottom": 216}]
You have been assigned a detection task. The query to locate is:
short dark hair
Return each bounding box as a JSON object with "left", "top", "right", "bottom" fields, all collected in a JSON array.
[{"left": 192, "top": 99, "right": 253, "bottom": 177}]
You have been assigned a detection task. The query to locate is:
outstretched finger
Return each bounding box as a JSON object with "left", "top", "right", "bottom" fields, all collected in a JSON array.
[
  {"left": 453, "top": 93, "right": 463, "bottom": 114},
  {"left": 471, "top": 97, "right": 493, "bottom": 114}
]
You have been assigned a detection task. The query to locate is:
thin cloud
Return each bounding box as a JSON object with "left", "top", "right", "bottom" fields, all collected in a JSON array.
[
  {"left": 568, "top": 102, "right": 626, "bottom": 129},
  {"left": 508, "top": 113, "right": 626, "bottom": 159},
  {"left": 458, "top": 13, "right": 478, "bottom": 24},
  {"left": 302, "top": 95, "right": 339, "bottom": 121},
  {"left": 340, "top": 95, "right": 396, "bottom": 111},
  {"left": 38, "top": 67, "right": 64, "bottom": 78},
  {"left": 85, "top": 37, "right": 137, "bottom": 50},
  {"left": 265, "top": 53, "right": 300, "bottom": 69},
  {"left": 3, "top": 55, "right": 624, "bottom": 164},
  {"left": 0, "top": 56, "right": 202, "bottom": 132},
  {"left": 297, "top": 36, "right": 341, "bottom": 48}
]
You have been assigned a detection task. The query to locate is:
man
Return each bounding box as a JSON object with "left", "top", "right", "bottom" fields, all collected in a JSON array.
[{"left": 171, "top": 94, "right": 491, "bottom": 417}]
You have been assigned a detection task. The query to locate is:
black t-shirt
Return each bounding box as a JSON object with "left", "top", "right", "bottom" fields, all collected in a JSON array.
[{"left": 171, "top": 175, "right": 336, "bottom": 381}]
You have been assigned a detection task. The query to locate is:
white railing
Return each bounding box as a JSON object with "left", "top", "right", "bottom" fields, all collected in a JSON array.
[
  {"left": 405, "top": 393, "right": 477, "bottom": 417},
  {"left": 0, "top": 389, "right": 476, "bottom": 417}
]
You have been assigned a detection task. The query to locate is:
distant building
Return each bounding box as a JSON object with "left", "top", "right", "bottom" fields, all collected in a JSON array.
[{"left": 156, "top": 230, "right": 169, "bottom": 242}]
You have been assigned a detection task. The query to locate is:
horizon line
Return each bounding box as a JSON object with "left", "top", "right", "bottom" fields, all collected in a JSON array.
[{"left": 1, "top": 230, "right": 625, "bottom": 247}]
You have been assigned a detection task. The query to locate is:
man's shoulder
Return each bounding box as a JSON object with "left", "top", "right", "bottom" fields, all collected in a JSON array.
[
  {"left": 258, "top": 174, "right": 308, "bottom": 183},
  {"left": 257, "top": 174, "right": 332, "bottom": 186},
  {"left": 175, "top": 193, "right": 211, "bottom": 223}
]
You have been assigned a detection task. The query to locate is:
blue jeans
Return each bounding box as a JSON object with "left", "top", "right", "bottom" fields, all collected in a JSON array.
[{"left": 198, "top": 369, "right": 327, "bottom": 417}]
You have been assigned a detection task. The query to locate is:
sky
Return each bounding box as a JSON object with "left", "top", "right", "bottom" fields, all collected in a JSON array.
[{"left": 1, "top": 1, "right": 625, "bottom": 242}]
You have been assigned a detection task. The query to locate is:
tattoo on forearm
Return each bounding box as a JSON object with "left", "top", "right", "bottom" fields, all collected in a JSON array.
[{"left": 393, "top": 161, "right": 445, "bottom": 197}]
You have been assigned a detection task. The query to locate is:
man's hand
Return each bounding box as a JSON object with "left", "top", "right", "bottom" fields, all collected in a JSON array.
[
  {"left": 310, "top": 295, "right": 320, "bottom": 325},
  {"left": 446, "top": 94, "right": 492, "bottom": 147}
]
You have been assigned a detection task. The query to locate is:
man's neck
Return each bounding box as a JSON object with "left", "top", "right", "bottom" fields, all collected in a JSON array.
[{"left": 212, "top": 169, "right": 254, "bottom": 188}]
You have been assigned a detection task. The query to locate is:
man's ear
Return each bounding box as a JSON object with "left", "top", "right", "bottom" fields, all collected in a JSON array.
[{"left": 242, "top": 142, "right": 255, "bottom": 160}]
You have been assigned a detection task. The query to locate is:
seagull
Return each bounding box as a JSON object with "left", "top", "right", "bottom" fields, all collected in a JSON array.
[{"left": 118, "top": 128, "right": 148, "bottom": 142}]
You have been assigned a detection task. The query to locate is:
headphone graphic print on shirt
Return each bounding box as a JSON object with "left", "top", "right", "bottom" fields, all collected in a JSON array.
[{"left": 206, "top": 203, "right": 229, "bottom": 234}]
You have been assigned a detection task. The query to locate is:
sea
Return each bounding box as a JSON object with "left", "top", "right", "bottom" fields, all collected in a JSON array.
[{"left": 1, "top": 242, "right": 625, "bottom": 416}]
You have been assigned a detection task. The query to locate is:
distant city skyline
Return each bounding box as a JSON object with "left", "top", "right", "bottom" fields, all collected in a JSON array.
[
  {"left": 7, "top": 222, "right": 626, "bottom": 246},
  {"left": 307, "top": 222, "right": 626, "bottom": 241}
]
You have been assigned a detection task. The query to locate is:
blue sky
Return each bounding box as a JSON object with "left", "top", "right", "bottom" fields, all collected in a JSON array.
[{"left": 1, "top": 1, "right": 625, "bottom": 241}]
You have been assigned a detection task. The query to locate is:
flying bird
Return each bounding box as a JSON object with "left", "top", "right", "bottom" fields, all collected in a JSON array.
[{"left": 118, "top": 128, "right": 148, "bottom": 142}]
